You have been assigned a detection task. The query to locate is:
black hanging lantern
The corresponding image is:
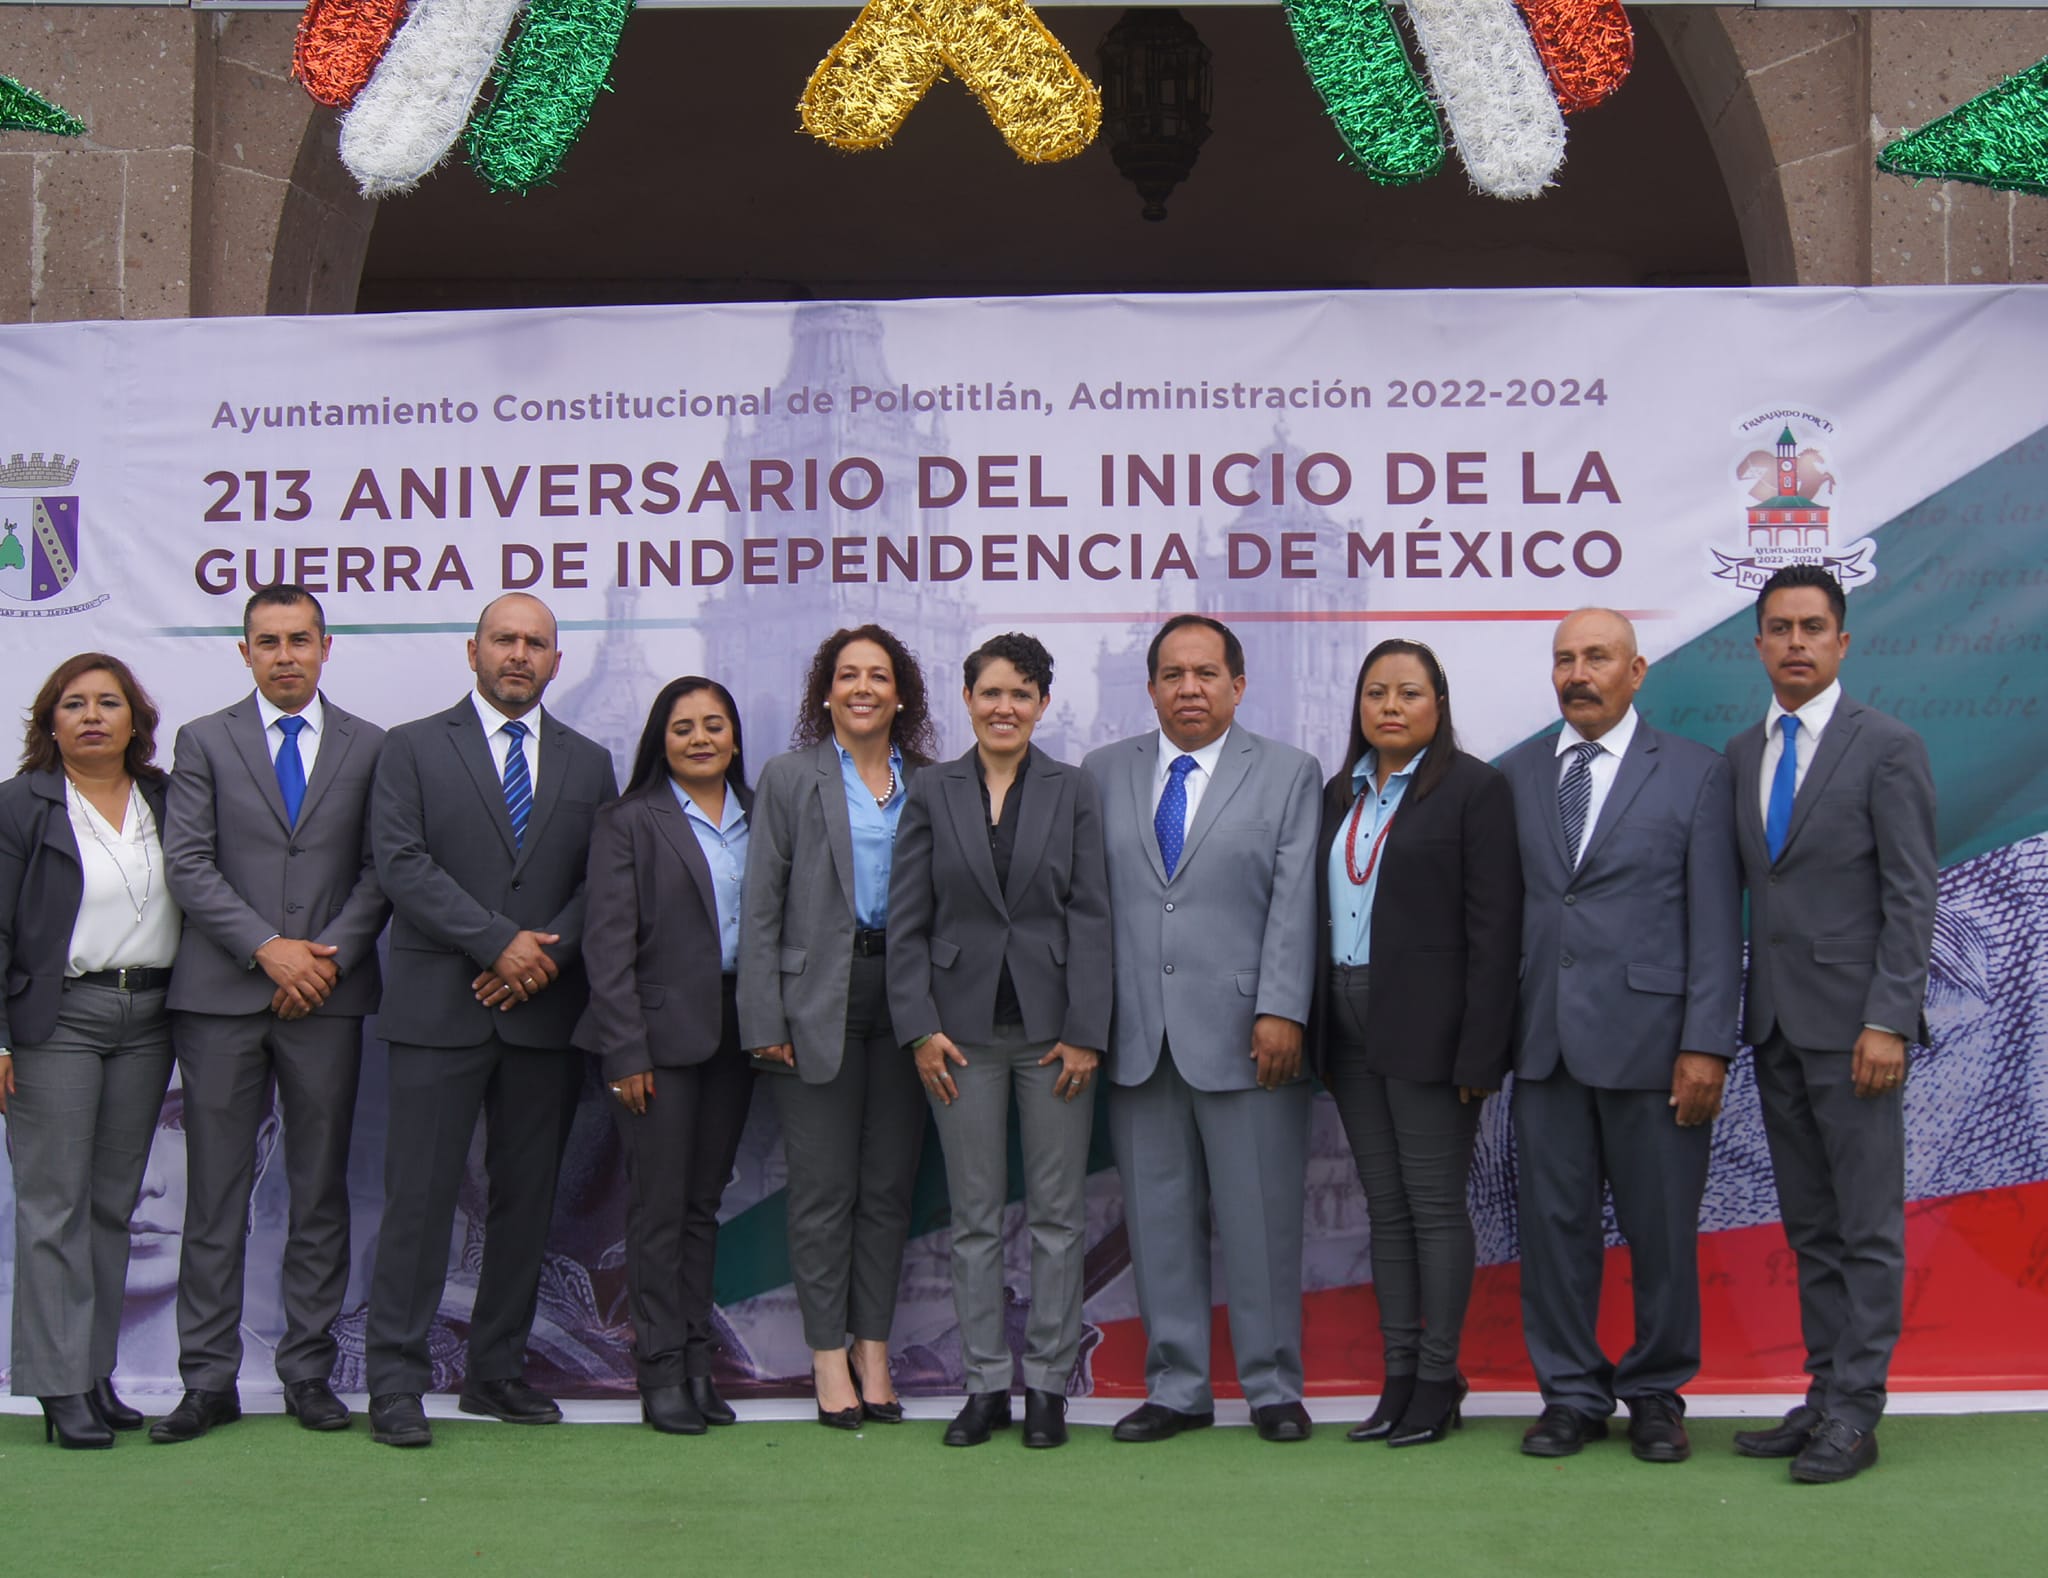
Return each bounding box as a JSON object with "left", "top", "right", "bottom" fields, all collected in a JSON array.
[{"left": 1098, "top": 9, "right": 1214, "bottom": 222}]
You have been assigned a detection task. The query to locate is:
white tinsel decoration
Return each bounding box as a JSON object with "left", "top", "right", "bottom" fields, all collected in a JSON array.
[
  {"left": 339, "top": 0, "right": 530, "bottom": 198},
  {"left": 1405, "top": 0, "right": 1567, "bottom": 200}
]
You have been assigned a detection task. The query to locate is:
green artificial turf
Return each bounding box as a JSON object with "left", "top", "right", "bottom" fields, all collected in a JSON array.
[{"left": 3, "top": 1411, "right": 2044, "bottom": 1576}]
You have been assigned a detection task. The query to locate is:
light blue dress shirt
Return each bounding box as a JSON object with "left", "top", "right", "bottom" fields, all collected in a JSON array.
[
  {"left": 672, "top": 780, "right": 748, "bottom": 973},
  {"left": 1327, "top": 747, "right": 1426, "bottom": 967},
  {"left": 836, "top": 742, "right": 905, "bottom": 928}
]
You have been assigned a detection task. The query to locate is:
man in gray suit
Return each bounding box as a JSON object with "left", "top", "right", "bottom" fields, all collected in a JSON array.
[
  {"left": 1500, "top": 608, "right": 1741, "bottom": 1464},
  {"left": 153, "top": 585, "right": 389, "bottom": 1443},
  {"left": 1726, "top": 565, "right": 1936, "bottom": 1484},
  {"left": 1083, "top": 614, "right": 1322, "bottom": 1443},
  {"left": 361, "top": 593, "right": 617, "bottom": 1448}
]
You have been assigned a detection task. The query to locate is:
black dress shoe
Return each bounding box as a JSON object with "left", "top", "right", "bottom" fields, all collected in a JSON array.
[
  {"left": 1790, "top": 1418, "right": 1878, "bottom": 1484},
  {"left": 148, "top": 1387, "right": 243, "bottom": 1445},
  {"left": 943, "top": 1391, "right": 1013, "bottom": 1447},
  {"left": 1734, "top": 1404, "right": 1824, "bottom": 1459},
  {"left": 1624, "top": 1393, "right": 1691, "bottom": 1463},
  {"left": 687, "top": 1376, "right": 737, "bottom": 1427},
  {"left": 816, "top": 1401, "right": 864, "bottom": 1431},
  {"left": 1022, "top": 1387, "right": 1068, "bottom": 1449},
  {"left": 40, "top": 1394, "right": 114, "bottom": 1450},
  {"left": 642, "top": 1384, "right": 709, "bottom": 1436},
  {"left": 1252, "top": 1402, "right": 1313, "bottom": 1443},
  {"left": 458, "top": 1377, "right": 563, "bottom": 1424},
  {"left": 1521, "top": 1402, "right": 1610, "bottom": 1457},
  {"left": 283, "top": 1379, "right": 351, "bottom": 1432},
  {"left": 849, "top": 1358, "right": 904, "bottom": 1424},
  {"left": 89, "top": 1377, "right": 143, "bottom": 1431},
  {"left": 1348, "top": 1374, "right": 1417, "bottom": 1442},
  {"left": 1112, "top": 1402, "right": 1215, "bottom": 1443},
  {"left": 1388, "top": 1374, "right": 1468, "bottom": 1448},
  {"left": 369, "top": 1393, "right": 432, "bottom": 1448}
]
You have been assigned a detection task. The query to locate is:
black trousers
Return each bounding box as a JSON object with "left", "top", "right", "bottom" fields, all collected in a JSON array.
[{"left": 615, "top": 978, "right": 757, "bottom": 1386}]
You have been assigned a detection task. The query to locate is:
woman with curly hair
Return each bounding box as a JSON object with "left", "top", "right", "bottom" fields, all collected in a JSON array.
[{"left": 737, "top": 625, "right": 938, "bottom": 1428}]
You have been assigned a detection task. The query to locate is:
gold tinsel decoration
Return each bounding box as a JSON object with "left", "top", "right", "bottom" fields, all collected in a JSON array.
[{"left": 802, "top": 0, "right": 1100, "bottom": 164}]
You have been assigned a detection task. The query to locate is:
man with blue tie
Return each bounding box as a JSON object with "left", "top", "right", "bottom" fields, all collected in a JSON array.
[
  {"left": 1726, "top": 565, "right": 1936, "bottom": 1483},
  {"left": 153, "top": 585, "right": 389, "bottom": 1443},
  {"left": 360, "top": 594, "right": 616, "bottom": 1447}
]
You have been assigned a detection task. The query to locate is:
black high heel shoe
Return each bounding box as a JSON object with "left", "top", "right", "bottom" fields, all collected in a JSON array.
[
  {"left": 848, "top": 1353, "right": 903, "bottom": 1424},
  {"left": 1387, "top": 1374, "right": 1468, "bottom": 1448},
  {"left": 41, "top": 1394, "right": 115, "bottom": 1450},
  {"left": 1347, "top": 1373, "right": 1417, "bottom": 1442},
  {"left": 90, "top": 1377, "right": 144, "bottom": 1431}
]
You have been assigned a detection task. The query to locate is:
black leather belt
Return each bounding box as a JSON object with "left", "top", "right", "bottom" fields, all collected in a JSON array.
[
  {"left": 852, "top": 928, "right": 887, "bottom": 957},
  {"left": 74, "top": 966, "right": 172, "bottom": 991}
]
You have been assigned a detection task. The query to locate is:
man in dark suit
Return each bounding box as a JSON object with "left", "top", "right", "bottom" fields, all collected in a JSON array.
[
  {"left": 153, "top": 585, "right": 389, "bottom": 1443},
  {"left": 1499, "top": 607, "right": 1741, "bottom": 1464},
  {"left": 362, "top": 593, "right": 617, "bottom": 1448},
  {"left": 1083, "top": 615, "right": 1323, "bottom": 1444},
  {"left": 1726, "top": 565, "right": 1936, "bottom": 1484}
]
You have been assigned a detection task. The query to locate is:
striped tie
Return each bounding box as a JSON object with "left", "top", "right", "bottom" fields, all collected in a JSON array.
[
  {"left": 1558, "top": 740, "right": 1602, "bottom": 864},
  {"left": 501, "top": 719, "right": 532, "bottom": 848}
]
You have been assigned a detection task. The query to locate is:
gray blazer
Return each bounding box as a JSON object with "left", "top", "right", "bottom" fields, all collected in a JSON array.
[
  {"left": 372, "top": 696, "right": 617, "bottom": 1051},
  {"left": 1082, "top": 726, "right": 1322, "bottom": 1092},
  {"left": 738, "top": 740, "right": 924, "bottom": 1083},
  {"left": 1726, "top": 695, "right": 1937, "bottom": 1050},
  {"left": 164, "top": 692, "right": 389, "bottom": 1017},
  {"left": 1499, "top": 719, "right": 1743, "bottom": 1089},
  {"left": 886, "top": 744, "right": 1113, "bottom": 1052}
]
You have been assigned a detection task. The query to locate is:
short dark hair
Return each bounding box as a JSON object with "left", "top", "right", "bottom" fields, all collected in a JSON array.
[
  {"left": 963, "top": 632, "right": 1054, "bottom": 696},
  {"left": 242, "top": 584, "right": 326, "bottom": 640},
  {"left": 791, "top": 625, "right": 939, "bottom": 765},
  {"left": 626, "top": 676, "right": 747, "bottom": 797},
  {"left": 1146, "top": 614, "right": 1243, "bottom": 680},
  {"left": 1755, "top": 564, "right": 1847, "bottom": 631},
  {"left": 1342, "top": 639, "right": 1459, "bottom": 802},
  {"left": 21, "top": 651, "right": 167, "bottom": 783}
]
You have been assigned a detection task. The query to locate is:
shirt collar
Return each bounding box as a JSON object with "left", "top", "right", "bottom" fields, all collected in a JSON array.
[
  {"left": 1155, "top": 726, "right": 1231, "bottom": 779},
  {"left": 257, "top": 690, "right": 323, "bottom": 736},
  {"left": 1557, "top": 705, "right": 1639, "bottom": 760},
  {"left": 1350, "top": 744, "right": 1428, "bottom": 792},
  {"left": 835, "top": 740, "right": 904, "bottom": 773},
  {"left": 972, "top": 747, "right": 1031, "bottom": 784},
  {"left": 472, "top": 690, "right": 543, "bottom": 738},
  {"left": 671, "top": 778, "right": 745, "bottom": 832},
  {"left": 1765, "top": 678, "right": 1842, "bottom": 737}
]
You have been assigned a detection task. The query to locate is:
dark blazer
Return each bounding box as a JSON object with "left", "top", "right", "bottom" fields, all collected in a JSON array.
[
  {"left": 573, "top": 778, "right": 754, "bottom": 1084},
  {"left": 0, "top": 767, "right": 172, "bottom": 1048},
  {"left": 371, "top": 696, "right": 617, "bottom": 1050},
  {"left": 163, "top": 692, "right": 390, "bottom": 1017},
  {"left": 1498, "top": 719, "right": 1743, "bottom": 1089},
  {"left": 1307, "top": 748, "right": 1523, "bottom": 1090},
  {"left": 886, "top": 744, "right": 1113, "bottom": 1053},
  {"left": 1726, "top": 694, "right": 1938, "bottom": 1049}
]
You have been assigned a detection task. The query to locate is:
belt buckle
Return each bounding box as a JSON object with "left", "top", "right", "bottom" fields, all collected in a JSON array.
[{"left": 115, "top": 967, "right": 134, "bottom": 991}]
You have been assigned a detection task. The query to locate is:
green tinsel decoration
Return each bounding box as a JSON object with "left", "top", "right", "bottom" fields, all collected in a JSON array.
[
  {"left": 465, "top": 0, "right": 634, "bottom": 194},
  {"left": 0, "top": 75, "right": 87, "bottom": 137},
  {"left": 1285, "top": 0, "right": 1443, "bottom": 184},
  {"left": 1877, "top": 54, "right": 2048, "bottom": 198}
]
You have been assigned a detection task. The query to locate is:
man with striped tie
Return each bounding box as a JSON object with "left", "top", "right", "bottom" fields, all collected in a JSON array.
[
  {"left": 362, "top": 593, "right": 616, "bottom": 1448},
  {"left": 1498, "top": 608, "right": 1741, "bottom": 1466}
]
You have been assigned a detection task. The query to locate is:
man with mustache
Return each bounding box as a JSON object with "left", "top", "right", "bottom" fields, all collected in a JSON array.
[
  {"left": 153, "top": 585, "right": 389, "bottom": 1443},
  {"left": 360, "top": 593, "right": 616, "bottom": 1447},
  {"left": 1498, "top": 608, "right": 1741, "bottom": 1465}
]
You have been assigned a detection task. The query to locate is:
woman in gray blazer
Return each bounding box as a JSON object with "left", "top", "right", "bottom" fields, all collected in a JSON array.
[
  {"left": 737, "top": 626, "right": 938, "bottom": 1428},
  {"left": 887, "top": 633, "right": 1111, "bottom": 1450},
  {"left": 0, "top": 653, "right": 180, "bottom": 1449}
]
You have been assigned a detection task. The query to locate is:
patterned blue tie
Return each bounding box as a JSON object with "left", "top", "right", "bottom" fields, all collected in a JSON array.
[
  {"left": 501, "top": 719, "right": 532, "bottom": 849},
  {"left": 1558, "top": 740, "right": 1602, "bottom": 864},
  {"left": 274, "top": 715, "right": 308, "bottom": 827},
  {"left": 1767, "top": 714, "right": 1800, "bottom": 862},
  {"left": 1155, "top": 754, "right": 1197, "bottom": 879}
]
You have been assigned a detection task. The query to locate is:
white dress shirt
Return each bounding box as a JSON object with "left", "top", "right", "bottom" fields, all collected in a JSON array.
[
  {"left": 472, "top": 691, "right": 543, "bottom": 789},
  {"left": 1758, "top": 679, "right": 1842, "bottom": 823},
  {"left": 66, "top": 783, "right": 182, "bottom": 973},
  {"left": 1150, "top": 726, "right": 1233, "bottom": 840},
  {"left": 1555, "top": 705, "right": 1640, "bottom": 866},
  {"left": 256, "top": 690, "right": 325, "bottom": 779}
]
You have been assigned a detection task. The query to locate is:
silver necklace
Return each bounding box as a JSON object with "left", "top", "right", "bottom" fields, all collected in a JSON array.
[{"left": 69, "top": 779, "right": 152, "bottom": 923}]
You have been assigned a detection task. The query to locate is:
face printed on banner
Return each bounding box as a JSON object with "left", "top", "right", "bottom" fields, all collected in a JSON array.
[
  {"left": 1552, "top": 608, "right": 1645, "bottom": 742},
  {"left": 1148, "top": 624, "right": 1244, "bottom": 752},
  {"left": 1358, "top": 653, "right": 1440, "bottom": 770},
  {"left": 665, "top": 688, "right": 737, "bottom": 792},
  {"left": 1756, "top": 586, "right": 1850, "bottom": 710},
  {"left": 468, "top": 593, "right": 562, "bottom": 717},
  {"left": 826, "top": 638, "right": 899, "bottom": 747},
  {"left": 240, "top": 597, "right": 330, "bottom": 713},
  {"left": 965, "top": 658, "right": 1047, "bottom": 763}
]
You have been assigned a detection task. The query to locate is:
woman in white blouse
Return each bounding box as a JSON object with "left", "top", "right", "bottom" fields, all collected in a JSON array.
[{"left": 0, "top": 652, "right": 181, "bottom": 1449}]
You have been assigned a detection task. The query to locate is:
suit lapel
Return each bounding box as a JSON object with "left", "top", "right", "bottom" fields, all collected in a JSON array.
[
  {"left": 1175, "top": 729, "right": 1254, "bottom": 878},
  {"left": 227, "top": 696, "right": 294, "bottom": 834},
  {"left": 1728, "top": 723, "right": 1770, "bottom": 869},
  {"left": 512, "top": 713, "right": 574, "bottom": 869},
  {"left": 1576, "top": 725, "right": 1659, "bottom": 876},
  {"left": 1125, "top": 735, "right": 1168, "bottom": 885},
  {"left": 814, "top": 740, "right": 858, "bottom": 910},
  {"left": 1530, "top": 743, "right": 1575, "bottom": 875},
  {"left": 649, "top": 790, "right": 721, "bottom": 935},
  {"left": 293, "top": 700, "right": 357, "bottom": 831},
  {"left": 449, "top": 700, "right": 520, "bottom": 860},
  {"left": 1782, "top": 698, "right": 1863, "bottom": 857},
  {"left": 1004, "top": 748, "right": 1058, "bottom": 911},
  {"left": 941, "top": 753, "right": 1005, "bottom": 912}
]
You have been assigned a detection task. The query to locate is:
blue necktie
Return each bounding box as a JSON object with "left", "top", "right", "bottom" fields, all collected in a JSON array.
[
  {"left": 1155, "top": 754, "right": 1197, "bottom": 879},
  {"left": 1766, "top": 714, "right": 1800, "bottom": 862},
  {"left": 1558, "top": 740, "right": 1601, "bottom": 864},
  {"left": 275, "top": 715, "right": 308, "bottom": 827},
  {"left": 502, "top": 719, "right": 532, "bottom": 849}
]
